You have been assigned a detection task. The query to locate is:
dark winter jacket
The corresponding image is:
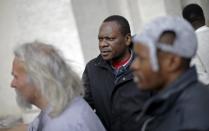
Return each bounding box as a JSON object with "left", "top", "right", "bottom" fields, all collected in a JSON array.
[
  {"left": 82, "top": 54, "right": 150, "bottom": 131},
  {"left": 137, "top": 67, "right": 209, "bottom": 131}
]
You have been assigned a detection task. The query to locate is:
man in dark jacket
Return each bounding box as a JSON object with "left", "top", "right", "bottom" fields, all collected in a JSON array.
[
  {"left": 131, "top": 16, "right": 209, "bottom": 131},
  {"left": 82, "top": 15, "right": 150, "bottom": 131}
]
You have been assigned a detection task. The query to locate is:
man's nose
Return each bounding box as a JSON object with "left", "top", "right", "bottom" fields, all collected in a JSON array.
[
  {"left": 99, "top": 40, "right": 109, "bottom": 47},
  {"left": 11, "top": 79, "right": 16, "bottom": 88}
]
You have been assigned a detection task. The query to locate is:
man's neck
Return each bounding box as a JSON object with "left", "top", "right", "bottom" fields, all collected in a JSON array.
[
  {"left": 34, "top": 95, "right": 49, "bottom": 110},
  {"left": 161, "top": 68, "right": 187, "bottom": 91},
  {"left": 192, "top": 21, "right": 205, "bottom": 30},
  {"left": 111, "top": 50, "right": 131, "bottom": 70}
]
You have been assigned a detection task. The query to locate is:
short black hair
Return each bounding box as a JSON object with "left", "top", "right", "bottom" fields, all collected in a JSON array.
[
  {"left": 182, "top": 4, "right": 205, "bottom": 23},
  {"left": 103, "top": 15, "right": 131, "bottom": 36}
]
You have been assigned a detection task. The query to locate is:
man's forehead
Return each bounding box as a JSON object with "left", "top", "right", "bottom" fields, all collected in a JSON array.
[
  {"left": 99, "top": 22, "right": 122, "bottom": 36},
  {"left": 101, "top": 21, "right": 121, "bottom": 31},
  {"left": 13, "top": 57, "right": 26, "bottom": 73}
]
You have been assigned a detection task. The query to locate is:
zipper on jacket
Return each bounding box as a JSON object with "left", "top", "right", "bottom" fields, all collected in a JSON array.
[{"left": 141, "top": 117, "right": 154, "bottom": 131}]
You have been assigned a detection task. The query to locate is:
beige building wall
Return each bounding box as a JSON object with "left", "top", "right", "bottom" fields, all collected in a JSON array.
[
  {"left": 0, "top": 0, "right": 20, "bottom": 116},
  {"left": 0, "top": 0, "right": 84, "bottom": 118}
]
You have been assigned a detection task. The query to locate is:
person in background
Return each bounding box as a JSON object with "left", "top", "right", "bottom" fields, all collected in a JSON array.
[
  {"left": 131, "top": 16, "right": 209, "bottom": 131},
  {"left": 82, "top": 15, "right": 150, "bottom": 131},
  {"left": 9, "top": 41, "right": 105, "bottom": 131},
  {"left": 183, "top": 3, "right": 209, "bottom": 85}
]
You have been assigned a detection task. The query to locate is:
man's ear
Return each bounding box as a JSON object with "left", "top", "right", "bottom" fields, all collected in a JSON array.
[
  {"left": 125, "top": 33, "right": 132, "bottom": 46},
  {"left": 159, "top": 53, "right": 182, "bottom": 73},
  {"left": 165, "top": 54, "right": 182, "bottom": 72}
]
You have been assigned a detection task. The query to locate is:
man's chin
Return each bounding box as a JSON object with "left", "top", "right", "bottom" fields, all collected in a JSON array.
[
  {"left": 138, "top": 84, "right": 157, "bottom": 92},
  {"left": 136, "top": 82, "right": 151, "bottom": 91},
  {"left": 15, "top": 91, "right": 32, "bottom": 110},
  {"left": 101, "top": 54, "right": 111, "bottom": 61}
]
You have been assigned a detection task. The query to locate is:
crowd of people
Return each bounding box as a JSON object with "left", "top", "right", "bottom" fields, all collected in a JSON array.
[{"left": 2, "top": 3, "right": 209, "bottom": 131}]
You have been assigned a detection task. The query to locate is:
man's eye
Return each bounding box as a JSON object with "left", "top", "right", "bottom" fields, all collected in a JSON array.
[
  {"left": 98, "top": 38, "right": 103, "bottom": 41},
  {"left": 106, "top": 37, "right": 115, "bottom": 41},
  {"left": 99, "top": 37, "right": 115, "bottom": 41}
]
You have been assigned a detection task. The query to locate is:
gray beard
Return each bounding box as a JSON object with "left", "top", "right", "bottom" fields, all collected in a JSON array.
[{"left": 15, "top": 89, "right": 32, "bottom": 110}]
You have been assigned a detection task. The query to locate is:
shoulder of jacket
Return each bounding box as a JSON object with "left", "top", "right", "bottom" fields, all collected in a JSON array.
[{"left": 86, "top": 55, "right": 106, "bottom": 67}]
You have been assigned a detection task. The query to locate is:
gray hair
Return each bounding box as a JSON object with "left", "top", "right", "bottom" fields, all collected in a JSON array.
[{"left": 14, "top": 41, "right": 84, "bottom": 117}]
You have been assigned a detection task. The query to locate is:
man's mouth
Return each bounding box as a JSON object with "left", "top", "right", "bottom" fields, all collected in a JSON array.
[{"left": 101, "top": 50, "right": 111, "bottom": 55}]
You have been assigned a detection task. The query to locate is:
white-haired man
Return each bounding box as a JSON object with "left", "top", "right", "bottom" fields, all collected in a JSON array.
[
  {"left": 131, "top": 16, "right": 209, "bottom": 131},
  {"left": 9, "top": 42, "right": 105, "bottom": 131}
]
